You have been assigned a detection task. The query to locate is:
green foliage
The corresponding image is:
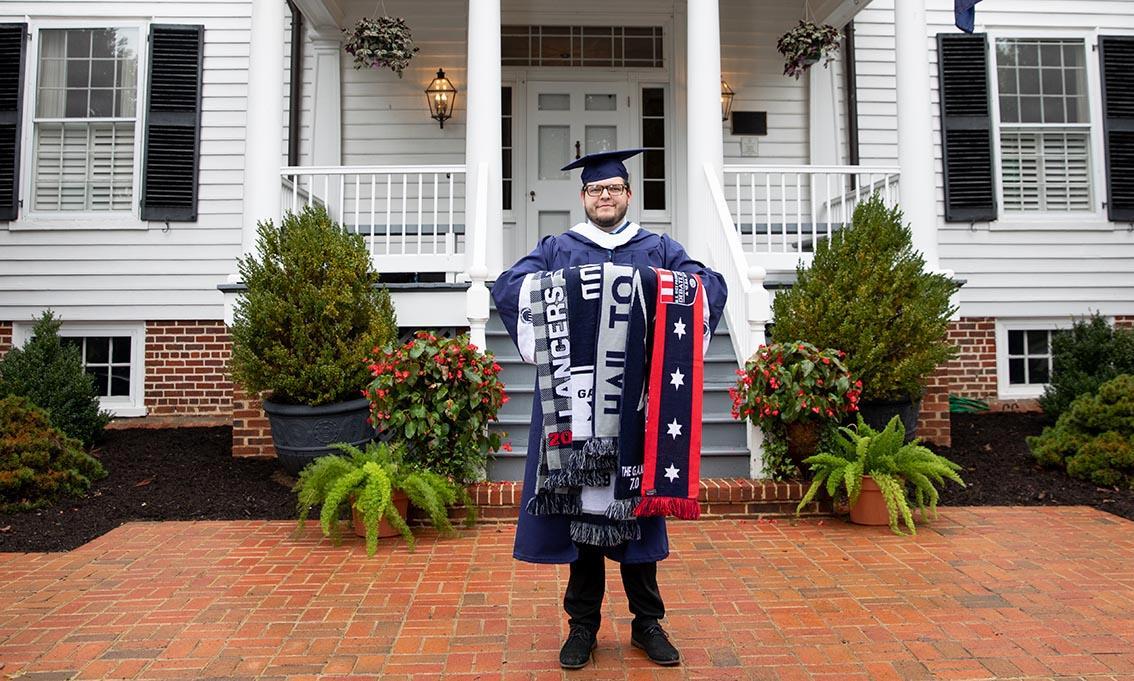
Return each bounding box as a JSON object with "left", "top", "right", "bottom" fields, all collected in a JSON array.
[
  {"left": 342, "top": 16, "right": 419, "bottom": 76},
  {"left": 1028, "top": 374, "right": 1134, "bottom": 489},
  {"left": 0, "top": 311, "right": 111, "bottom": 446},
  {"left": 796, "top": 414, "right": 965, "bottom": 535},
  {"left": 777, "top": 21, "right": 841, "bottom": 79},
  {"left": 1038, "top": 314, "right": 1134, "bottom": 422},
  {"left": 294, "top": 440, "right": 475, "bottom": 556},
  {"left": 759, "top": 422, "right": 842, "bottom": 480},
  {"left": 771, "top": 195, "right": 958, "bottom": 402},
  {"left": 230, "top": 205, "right": 398, "bottom": 406},
  {"left": 0, "top": 395, "right": 106, "bottom": 512},
  {"left": 730, "top": 340, "right": 861, "bottom": 429},
  {"left": 366, "top": 331, "right": 507, "bottom": 483}
]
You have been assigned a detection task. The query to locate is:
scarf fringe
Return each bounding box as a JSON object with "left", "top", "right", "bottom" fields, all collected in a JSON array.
[
  {"left": 569, "top": 519, "right": 641, "bottom": 546},
  {"left": 526, "top": 493, "right": 582, "bottom": 517},
  {"left": 634, "top": 496, "right": 701, "bottom": 520},
  {"left": 604, "top": 497, "right": 641, "bottom": 520},
  {"left": 545, "top": 469, "right": 609, "bottom": 490}
]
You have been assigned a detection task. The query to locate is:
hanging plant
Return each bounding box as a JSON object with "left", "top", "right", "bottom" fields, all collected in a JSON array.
[
  {"left": 343, "top": 15, "right": 420, "bottom": 78},
  {"left": 776, "top": 20, "right": 841, "bottom": 79}
]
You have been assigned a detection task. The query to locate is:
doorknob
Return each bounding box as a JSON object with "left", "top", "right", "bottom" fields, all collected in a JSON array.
[
  {"left": 574, "top": 141, "right": 581, "bottom": 159},
  {"left": 529, "top": 190, "right": 536, "bottom": 202}
]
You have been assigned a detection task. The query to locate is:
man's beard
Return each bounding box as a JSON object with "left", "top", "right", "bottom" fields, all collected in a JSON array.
[{"left": 585, "top": 204, "right": 629, "bottom": 231}]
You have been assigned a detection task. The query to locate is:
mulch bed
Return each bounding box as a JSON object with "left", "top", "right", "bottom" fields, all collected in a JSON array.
[
  {"left": 2, "top": 413, "right": 1132, "bottom": 553},
  {"left": 0, "top": 427, "right": 294, "bottom": 553},
  {"left": 934, "top": 412, "right": 1134, "bottom": 521}
]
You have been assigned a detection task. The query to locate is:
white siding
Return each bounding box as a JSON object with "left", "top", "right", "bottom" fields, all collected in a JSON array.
[
  {"left": 854, "top": 0, "right": 1134, "bottom": 318},
  {"left": 0, "top": 1, "right": 271, "bottom": 321}
]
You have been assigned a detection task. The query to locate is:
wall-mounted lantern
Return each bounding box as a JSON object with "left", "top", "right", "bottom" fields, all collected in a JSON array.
[
  {"left": 721, "top": 80, "right": 735, "bottom": 122},
  {"left": 425, "top": 68, "right": 457, "bottom": 129}
]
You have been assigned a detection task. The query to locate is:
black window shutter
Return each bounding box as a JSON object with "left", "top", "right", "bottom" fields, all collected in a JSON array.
[
  {"left": 936, "top": 33, "right": 997, "bottom": 222},
  {"left": 1100, "top": 36, "right": 1134, "bottom": 222},
  {"left": 0, "top": 24, "right": 26, "bottom": 222},
  {"left": 141, "top": 25, "right": 204, "bottom": 221}
]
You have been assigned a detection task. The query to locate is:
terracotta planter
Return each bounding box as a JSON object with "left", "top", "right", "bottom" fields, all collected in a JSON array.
[
  {"left": 849, "top": 476, "right": 890, "bottom": 526},
  {"left": 784, "top": 420, "right": 822, "bottom": 478},
  {"left": 350, "top": 490, "right": 410, "bottom": 539}
]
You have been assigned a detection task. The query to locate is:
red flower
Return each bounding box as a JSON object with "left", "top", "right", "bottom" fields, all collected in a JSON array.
[{"left": 502, "top": 442, "right": 513, "bottom": 452}]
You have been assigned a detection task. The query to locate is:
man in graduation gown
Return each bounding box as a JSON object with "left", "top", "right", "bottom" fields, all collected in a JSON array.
[{"left": 492, "top": 148, "right": 727, "bottom": 669}]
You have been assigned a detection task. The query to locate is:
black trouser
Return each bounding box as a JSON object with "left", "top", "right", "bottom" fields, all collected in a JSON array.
[{"left": 563, "top": 543, "right": 665, "bottom": 634}]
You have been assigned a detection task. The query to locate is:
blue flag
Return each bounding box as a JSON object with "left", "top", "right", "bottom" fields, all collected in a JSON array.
[{"left": 955, "top": 0, "right": 983, "bottom": 33}]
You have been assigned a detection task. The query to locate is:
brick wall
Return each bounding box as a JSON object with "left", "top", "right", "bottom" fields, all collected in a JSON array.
[
  {"left": 232, "top": 387, "right": 274, "bottom": 458},
  {"left": 145, "top": 321, "right": 233, "bottom": 416},
  {"left": 915, "top": 317, "right": 997, "bottom": 448}
]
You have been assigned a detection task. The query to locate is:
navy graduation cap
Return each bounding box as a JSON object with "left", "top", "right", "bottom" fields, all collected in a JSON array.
[{"left": 561, "top": 148, "right": 647, "bottom": 185}]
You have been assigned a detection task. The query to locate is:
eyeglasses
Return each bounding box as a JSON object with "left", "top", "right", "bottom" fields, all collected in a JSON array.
[{"left": 583, "top": 183, "right": 629, "bottom": 197}]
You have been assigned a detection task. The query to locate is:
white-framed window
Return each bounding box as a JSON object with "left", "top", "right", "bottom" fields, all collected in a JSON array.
[
  {"left": 14, "top": 21, "right": 148, "bottom": 230},
  {"left": 12, "top": 321, "right": 146, "bottom": 417},
  {"left": 995, "top": 319, "right": 1072, "bottom": 400},
  {"left": 993, "top": 38, "right": 1093, "bottom": 214}
]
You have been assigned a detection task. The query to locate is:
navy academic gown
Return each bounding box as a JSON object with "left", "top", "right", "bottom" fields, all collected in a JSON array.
[{"left": 492, "top": 227, "right": 728, "bottom": 564}]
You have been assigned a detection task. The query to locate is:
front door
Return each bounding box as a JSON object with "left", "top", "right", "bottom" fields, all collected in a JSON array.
[{"left": 525, "top": 82, "right": 634, "bottom": 244}]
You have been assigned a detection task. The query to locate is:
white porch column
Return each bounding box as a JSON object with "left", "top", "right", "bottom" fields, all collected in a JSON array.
[
  {"left": 894, "top": 0, "right": 939, "bottom": 269},
  {"left": 809, "top": 59, "right": 842, "bottom": 166},
  {"left": 309, "top": 37, "right": 342, "bottom": 166},
  {"left": 242, "top": 0, "right": 286, "bottom": 256},
  {"left": 685, "top": 0, "right": 724, "bottom": 261},
  {"left": 464, "top": 0, "right": 503, "bottom": 276}
]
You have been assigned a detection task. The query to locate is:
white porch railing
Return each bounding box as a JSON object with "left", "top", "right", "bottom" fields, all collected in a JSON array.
[
  {"left": 704, "top": 163, "right": 770, "bottom": 367},
  {"left": 724, "top": 165, "right": 900, "bottom": 269},
  {"left": 280, "top": 165, "right": 467, "bottom": 274}
]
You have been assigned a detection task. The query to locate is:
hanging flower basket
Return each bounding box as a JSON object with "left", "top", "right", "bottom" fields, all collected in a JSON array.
[
  {"left": 343, "top": 16, "right": 420, "bottom": 78},
  {"left": 776, "top": 21, "right": 841, "bottom": 79}
]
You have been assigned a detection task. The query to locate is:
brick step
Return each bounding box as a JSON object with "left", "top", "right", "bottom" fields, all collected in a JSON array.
[{"left": 420, "top": 479, "right": 833, "bottom": 524}]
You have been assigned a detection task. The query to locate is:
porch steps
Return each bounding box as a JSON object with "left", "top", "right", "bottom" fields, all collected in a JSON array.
[{"left": 484, "top": 304, "right": 750, "bottom": 481}]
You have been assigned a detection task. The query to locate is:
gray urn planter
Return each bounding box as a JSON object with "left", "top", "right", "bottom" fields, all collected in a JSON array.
[
  {"left": 857, "top": 398, "right": 921, "bottom": 442},
  {"left": 262, "top": 397, "right": 375, "bottom": 475}
]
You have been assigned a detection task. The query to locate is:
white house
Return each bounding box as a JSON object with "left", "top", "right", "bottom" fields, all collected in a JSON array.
[{"left": 1, "top": 0, "right": 1131, "bottom": 478}]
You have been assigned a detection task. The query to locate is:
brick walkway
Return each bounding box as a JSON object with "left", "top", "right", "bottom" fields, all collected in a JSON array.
[{"left": 2, "top": 507, "right": 1133, "bottom": 680}]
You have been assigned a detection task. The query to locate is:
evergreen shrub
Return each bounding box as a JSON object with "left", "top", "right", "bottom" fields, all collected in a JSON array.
[
  {"left": 0, "top": 395, "right": 106, "bottom": 512},
  {"left": 1038, "top": 314, "right": 1134, "bottom": 422},
  {"left": 230, "top": 205, "right": 398, "bottom": 406},
  {"left": 1028, "top": 374, "right": 1134, "bottom": 488},
  {"left": 771, "top": 195, "right": 958, "bottom": 402},
  {"left": 0, "top": 311, "right": 111, "bottom": 446}
]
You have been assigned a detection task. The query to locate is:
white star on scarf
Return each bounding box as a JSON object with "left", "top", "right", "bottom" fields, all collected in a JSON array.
[
  {"left": 673, "top": 319, "right": 687, "bottom": 339},
  {"left": 664, "top": 464, "right": 680, "bottom": 482},
  {"left": 667, "top": 418, "right": 683, "bottom": 440},
  {"left": 669, "top": 368, "right": 685, "bottom": 389}
]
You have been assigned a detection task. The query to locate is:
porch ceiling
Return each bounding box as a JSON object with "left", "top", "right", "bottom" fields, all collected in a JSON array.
[{"left": 292, "top": 0, "right": 345, "bottom": 36}]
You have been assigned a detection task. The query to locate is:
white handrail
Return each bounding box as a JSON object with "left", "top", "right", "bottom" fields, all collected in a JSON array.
[
  {"left": 703, "top": 163, "right": 770, "bottom": 366},
  {"left": 280, "top": 165, "right": 467, "bottom": 274},
  {"left": 723, "top": 165, "right": 900, "bottom": 258}
]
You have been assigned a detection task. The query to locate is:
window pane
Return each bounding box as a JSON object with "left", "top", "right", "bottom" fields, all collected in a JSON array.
[
  {"left": 1028, "top": 358, "right": 1050, "bottom": 384},
  {"left": 1027, "top": 329, "right": 1049, "bottom": 355},
  {"left": 34, "top": 121, "right": 135, "bottom": 211},
  {"left": 501, "top": 86, "right": 512, "bottom": 116},
  {"left": 85, "top": 336, "right": 110, "bottom": 363},
  {"left": 1008, "top": 329, "right": 1024, "bottom": 355},
  {"left": 585, "top": 125, "right": 617, "bottom": 154},
  {"left": 644, "top": 149, "right": 665, "bottom": 178},
  {"left": 538, "top": 94, "right": 570, "bottom": 111},
  {"left": 642, "top": 88, "right": 664, "bottom": 117},
  {"left": 584, "top": 94, "right": 617, "bottom": 112},
  {"left": 1009, "top": 357, "right": 1026, "bottom": 384},
  {"left": 537, "top": 126, "right": 570, "bottom": 180},
  {"left": 643, "top": 180, "right": 665, "bottom": 211},
  {"left": 643, "top": 118, "right": 665, "bottom": 148},
  {"left": 110, "top": 365, "right": 131, "bottom": 396},
  {"left": 88, "top": 365, "right": 109, "bottom": 396},
  {"left": 111, "top": 336, "right": 131, "bottom": 363}
]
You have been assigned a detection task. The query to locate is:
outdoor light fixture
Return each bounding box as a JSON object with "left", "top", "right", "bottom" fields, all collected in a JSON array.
[
  {"left": 720, "top": 80, "right": 735, "bottom": 122},
  {"left": 425, "top": 68, "right": 457, "bottom": 129}
]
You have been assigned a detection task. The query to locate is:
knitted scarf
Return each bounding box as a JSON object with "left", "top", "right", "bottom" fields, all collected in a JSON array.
[{"left": 526, "top": 265, "right": 703, "bottom": 543}]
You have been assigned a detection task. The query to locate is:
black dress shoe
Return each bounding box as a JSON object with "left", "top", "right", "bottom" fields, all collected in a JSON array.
[
  {"left": 631, "top": 622, "right": 680, "bottom": 666},
  {"left": 559, "top": 625, "right": 597, "bottom": 669}
]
